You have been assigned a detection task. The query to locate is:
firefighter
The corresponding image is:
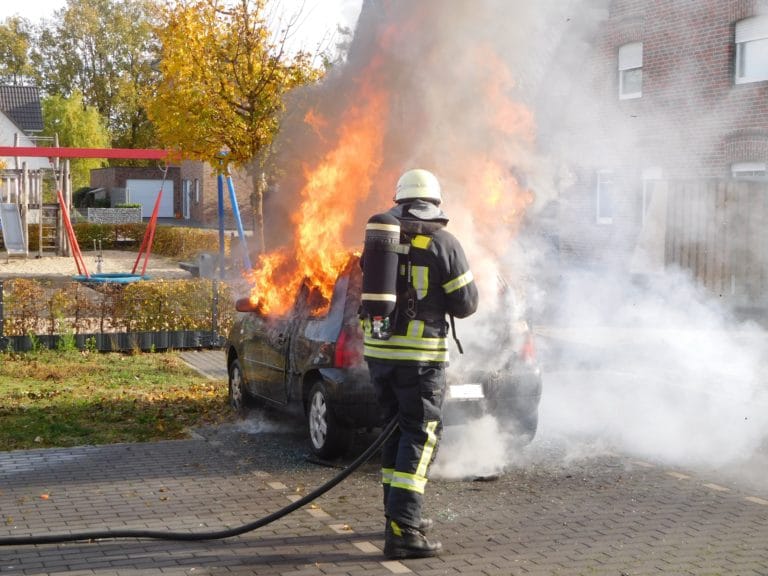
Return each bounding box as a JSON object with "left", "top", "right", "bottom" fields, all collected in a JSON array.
[{"left": 361, "top": 168, "right": 479, "bottom": 559}]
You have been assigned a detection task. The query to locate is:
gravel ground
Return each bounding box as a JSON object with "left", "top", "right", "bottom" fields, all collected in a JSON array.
[{"left": 0, "top": 249, "right": 192, "bottom": 280}]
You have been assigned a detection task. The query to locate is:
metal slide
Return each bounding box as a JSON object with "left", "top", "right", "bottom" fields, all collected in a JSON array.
[{"left": 0, "top": 203, "right": 26, "bottom": 257}]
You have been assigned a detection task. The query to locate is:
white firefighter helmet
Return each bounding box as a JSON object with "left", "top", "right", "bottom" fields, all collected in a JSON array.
[{"left": 394, "top": 169, "right": 442, "bottom": 205}]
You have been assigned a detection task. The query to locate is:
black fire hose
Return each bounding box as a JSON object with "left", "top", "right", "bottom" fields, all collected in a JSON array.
[{"left": 0, "top": 418, "right": 398, "bottom": 546}]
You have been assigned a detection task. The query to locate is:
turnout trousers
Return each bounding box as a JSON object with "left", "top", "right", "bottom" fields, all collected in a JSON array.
[{"left": 367, "top": 361, "right": 446, "bottom": 529}]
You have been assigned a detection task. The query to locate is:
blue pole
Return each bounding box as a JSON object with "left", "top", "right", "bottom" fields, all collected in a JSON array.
[
  {"left": 226, "top": 174, "right": 253, "bottom": 272},
  {"left": 217, "top": 172, "right": 226, "bottom": 279}
]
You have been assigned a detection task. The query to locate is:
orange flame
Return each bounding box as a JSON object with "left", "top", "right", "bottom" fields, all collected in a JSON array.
[
  {"left": 304, "top": 108, "right": 327, "bottom": 139},
  {"left": 244, "top": 26, "right": 538, "bottom": 315},
  {"left": 465, "top": 45, "right": 536, "bottom": 237},
  {"left": 246, "top": 250, "right": 292, "bottom": 315},
  {"left": 245, "top": 57, "right": 390, "bottom": 315},
  {"left": 477, "top": 46, "right": 535, "bottom": 142},
  {"left": 475, "top": 159, "right": 534, "bottom": 228}
]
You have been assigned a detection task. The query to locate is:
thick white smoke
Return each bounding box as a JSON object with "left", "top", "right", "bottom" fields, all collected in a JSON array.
[{"left": 265, "top": 0, "right": 768, "bottom": 480}]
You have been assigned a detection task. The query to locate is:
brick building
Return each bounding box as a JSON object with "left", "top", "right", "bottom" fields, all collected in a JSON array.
[
  {"left": 90, "top": 161, "right": 256, "bottom": 230},
  {"left": 543, "top": 0, "right": 768, "bottom": 275},
  {"left": 179, "top": 161, "right": 256, "bottom": 230}
]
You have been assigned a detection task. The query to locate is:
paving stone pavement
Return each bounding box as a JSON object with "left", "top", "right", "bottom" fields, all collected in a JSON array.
[
  {"left": 2, "top": 413, "right": 768, "bottom": 576},
  {"left": 3, "top": 350, "right": 768, "bottom": 574},
  {"left": 179, "top": 349, "right": 228, "bottom": 381}
]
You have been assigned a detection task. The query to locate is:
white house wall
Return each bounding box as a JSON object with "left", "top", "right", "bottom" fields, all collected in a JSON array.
[{"left": 0, "top": 113, "right": 49, "bottom": 171}]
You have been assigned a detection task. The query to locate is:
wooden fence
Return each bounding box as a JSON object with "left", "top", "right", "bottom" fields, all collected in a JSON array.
[{"left": 665, "top": 179, "right": 768, "bottom": 307}]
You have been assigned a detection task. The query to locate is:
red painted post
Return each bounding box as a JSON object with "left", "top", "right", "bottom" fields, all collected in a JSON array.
[{"left": 0, "top": 146, "right": 172, "bottom": 160}]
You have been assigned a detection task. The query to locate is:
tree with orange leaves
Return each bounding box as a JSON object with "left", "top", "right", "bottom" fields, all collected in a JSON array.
[{"left": 146, "top": 0, "right": 324, "bottom": 253}]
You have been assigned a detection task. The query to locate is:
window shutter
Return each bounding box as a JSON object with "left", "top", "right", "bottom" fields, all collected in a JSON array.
[
  {"left": 618, "top": 42, "right": 643, "bottom": 70},
  {"left": 736, "top": 16, "right": 768, "bottom": 43}
]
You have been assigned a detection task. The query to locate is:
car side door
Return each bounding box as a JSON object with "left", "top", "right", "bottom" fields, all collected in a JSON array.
[
  {"left": 259, "top": 319, "right": 290, "bottom": 404},
  {"left": 235, "top": 310, "right": 286, "bottom": 403}
]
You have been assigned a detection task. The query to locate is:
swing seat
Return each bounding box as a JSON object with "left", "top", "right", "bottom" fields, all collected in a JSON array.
[{"left": 73, "top": 273, "right": 149, "bottom": 285}]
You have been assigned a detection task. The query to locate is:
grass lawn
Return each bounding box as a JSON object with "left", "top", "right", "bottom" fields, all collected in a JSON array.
[{"left": 0, "top": 349, "right": 233, "bottom": 451}]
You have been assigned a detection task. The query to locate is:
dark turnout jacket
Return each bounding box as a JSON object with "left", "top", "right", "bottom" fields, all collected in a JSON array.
[{"left": 362, "top": 200, "right": 479, "bottom": 365}]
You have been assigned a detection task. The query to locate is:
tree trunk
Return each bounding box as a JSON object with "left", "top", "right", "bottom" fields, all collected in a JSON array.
[{"left": 249, "top": 170, "right": 267, "bottom": 257}]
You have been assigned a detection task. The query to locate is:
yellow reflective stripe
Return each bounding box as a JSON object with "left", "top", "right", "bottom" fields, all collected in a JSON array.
[
  {"left": 411, "top": 265, "right": 428, "bottom": 299},
  {"left": 363, "top": 346, "right": 449, "bottom": 362},
  {"left": 416, "top": 421, "right": 439, "bottom": 478},
  {"left": 362, "top": 292, "right": 397, "bottom": 302},
  {"left": 364, "top": 334, "right": 446, "bottom": 350},
  {"left": 382, "top": 467, "right": 394, "bottom": 485},
  {"left": 443, "top": 270, "right": 474, "bottom": 294},
  {"left": 411, "top": 235, "right": 431, "bottom": 249},
  {"left": 366, "top": 223, "right": 400, "bottom": 232},
  {"left": 406, "top": 320, "right": 424, "bottom": 337},
  {"left": 391, "top": 471, "right": 428, "bottom": 494}
]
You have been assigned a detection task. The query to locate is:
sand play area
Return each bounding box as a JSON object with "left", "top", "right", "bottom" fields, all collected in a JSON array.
[{"left": 0, "top": 250, "right": 192, "bottom": 281}]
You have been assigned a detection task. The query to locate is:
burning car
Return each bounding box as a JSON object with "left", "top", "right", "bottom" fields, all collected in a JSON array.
[{"left": 226, "top": 254, "right": 542, "bottom": 458}]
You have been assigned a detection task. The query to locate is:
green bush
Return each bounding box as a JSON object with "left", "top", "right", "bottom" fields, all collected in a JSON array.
[
  {"left": 24, "top": 224, "right": 231, "bottom": 261},
  {"left": 150, "top": 226, "right": 230, "bottom": 260},
  {"left": 1, "top": 278, "right": 235, "bottom": 338},
  {"left": 3, "top": 278, "right": 45, "bottom": 336}
]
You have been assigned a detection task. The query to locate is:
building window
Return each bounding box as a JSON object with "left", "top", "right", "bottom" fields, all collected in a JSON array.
[
  {"left": 641, "top": 167, "right": 662, "bottom": 225},
  {"left": 194, "top": 178, "right": 200, "bottom": 203},
  {"left": 731, "top": 161, "right": 768, "bottom": 180},
  {"left": 596, "top": 170, "right": 614, "bottom": 224},
  {"left": 735, "top": 16, "right": 768, "bottom": 84},
  {"left": 618, "top": 42, "right": 643, "bottom": 99}
]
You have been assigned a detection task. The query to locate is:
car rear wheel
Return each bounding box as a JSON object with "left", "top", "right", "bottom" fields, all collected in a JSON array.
[
  {"left": 506, "top": 409, "right": 538, "bottom": 445},
  {"left": 307, "top": 381, "right": 344, "bottom": 459},
  {"left": 228, "top": 358, "right": 248, "bottom": 417}
]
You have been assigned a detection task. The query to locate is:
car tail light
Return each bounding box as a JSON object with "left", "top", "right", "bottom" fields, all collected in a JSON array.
[
  {"left": 334, "top": 324, "right": 363, "bottom": 368},
  {"left": 521, "top": 332, "right": 536, "bottom": 364}
]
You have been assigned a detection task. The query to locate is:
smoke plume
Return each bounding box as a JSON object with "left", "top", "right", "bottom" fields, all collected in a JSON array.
[{"left": 260, "top": 0, "right": 768, "bottom": 481}]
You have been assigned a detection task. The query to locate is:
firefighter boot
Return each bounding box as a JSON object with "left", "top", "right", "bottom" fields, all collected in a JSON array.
[
  {"left": 384, "top": 519, "right": 443, "bottom": 559},
  {"left": 386, "top": 516, "right": 434, "bottom": 533}
]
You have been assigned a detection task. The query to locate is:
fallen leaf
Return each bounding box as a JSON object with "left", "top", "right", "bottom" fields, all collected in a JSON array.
[{"left": 40, "top": 494, "right": 50, "bottom": 500}]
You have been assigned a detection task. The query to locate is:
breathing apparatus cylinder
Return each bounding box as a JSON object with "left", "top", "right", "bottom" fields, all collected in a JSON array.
[{"left": 361, "top": 212, "right": 402, "bottom": 339}]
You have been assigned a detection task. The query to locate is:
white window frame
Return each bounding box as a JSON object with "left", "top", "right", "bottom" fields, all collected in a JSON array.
[
  {"left": 618, "top": 42, "right": 643, "bottom": 99},
  {"left": 731, "top": 161, "right": 768, "bottom": 180},
  {"left": 194, "top": 178, "right": 200, "bottom": 203},
  {"left": 596, "top": 170, "right": 615, "bottom": 225},
  {"left": 641, "top": 167, "right": 663, "bottom": 226},
  {"left": 735, "top": 16, "right": 768, "bottom": 84}
]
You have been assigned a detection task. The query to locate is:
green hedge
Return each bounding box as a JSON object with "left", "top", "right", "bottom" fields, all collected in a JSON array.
[
  {"left": 1, "top": 278, "right": 235, "bottom": 337},
  {"left": 25, "top": 224, "right": 231, "bottom": 260}
]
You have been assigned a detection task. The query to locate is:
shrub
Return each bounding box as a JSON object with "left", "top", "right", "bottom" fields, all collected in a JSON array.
[
  {"left": 149, "top": 227, "right": 231, "bottom": 260},
  {"left": 1, "top": 278, "right": 235, "bottom": 339},
  {"left": 3, "top": 279, "right": 45, "bottom": 336},
  {"left": 25, "top": 223, "right": 231, "bottom": 261}
]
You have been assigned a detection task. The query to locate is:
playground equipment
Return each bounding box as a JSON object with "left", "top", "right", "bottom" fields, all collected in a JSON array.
[
  {"left": 0, "top": 164, "right": 52, "bottom": 259},
  {"left": 0, "top": 145, "right": 253, "bottom": 282},
  {"left": 68, "top": 166, "right": 169, "bottom": 284},
  {"left": 0, "top": 203, "right": 25, "bottom": 259},
  {"left": 214, "top": 151, "right": 252, "bottom": 277}
]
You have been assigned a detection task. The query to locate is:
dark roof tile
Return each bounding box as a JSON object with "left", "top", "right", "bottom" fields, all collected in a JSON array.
[{"left": 0, "top": 85, "right": 44, "bottom": 133}]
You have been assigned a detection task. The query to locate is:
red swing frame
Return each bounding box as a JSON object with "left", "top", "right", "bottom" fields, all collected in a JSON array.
[{"left": 0, "top": 146, "right": 174, "bottom": 280}]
